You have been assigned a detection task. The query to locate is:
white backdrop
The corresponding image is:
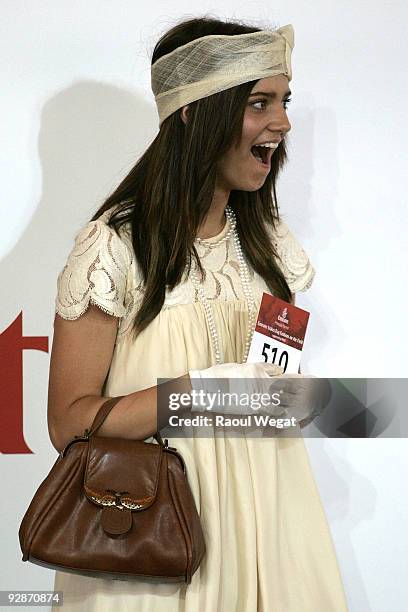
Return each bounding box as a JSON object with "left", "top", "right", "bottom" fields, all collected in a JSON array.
[{"left": 1, "top": 1, "right": 408, "bottom": 610}]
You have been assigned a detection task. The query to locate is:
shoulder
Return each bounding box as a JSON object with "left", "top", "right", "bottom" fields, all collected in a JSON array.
[
  {"left": 72, "top": 208, "right": 133, "bottom": 264},
  {"left": 55, "top": 207, "right": 135, "bottom": 321},
  {"left": 266, "top": 217, "right": 316, "bottom": 292}
]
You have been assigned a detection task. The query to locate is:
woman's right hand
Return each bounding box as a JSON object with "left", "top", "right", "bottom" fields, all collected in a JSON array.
[{"left": 188, "top": 362, "right": 285, "bottom": 415}]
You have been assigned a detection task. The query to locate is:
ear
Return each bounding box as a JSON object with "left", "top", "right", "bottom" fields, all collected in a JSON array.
[{"left": 180, "top": 104, "right": 190, "bottom": 125}]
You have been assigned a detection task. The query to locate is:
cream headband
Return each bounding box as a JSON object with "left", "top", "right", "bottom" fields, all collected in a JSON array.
[{"left": 151, "top": 24, "right": 294, "bottom": 125}]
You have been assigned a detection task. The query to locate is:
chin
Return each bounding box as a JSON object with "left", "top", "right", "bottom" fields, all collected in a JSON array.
[
  {"left": 224, "top": 173, "right": 268, "bottom": 192},
  {"left": 237, "top": 179, "right": 267, "bottom": 192}
]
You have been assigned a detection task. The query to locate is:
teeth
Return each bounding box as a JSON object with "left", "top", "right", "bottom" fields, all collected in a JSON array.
[
  {"left": 256, "top": 142, "right": 279, "bottom": 148},
  {"left": 251, "top": 142, "right": 278, "bottom": 164}
]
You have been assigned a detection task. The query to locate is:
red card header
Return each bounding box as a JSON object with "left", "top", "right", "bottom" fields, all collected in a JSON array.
[{"left": 255, "top": 293, "right": 310, "bottom": 350}]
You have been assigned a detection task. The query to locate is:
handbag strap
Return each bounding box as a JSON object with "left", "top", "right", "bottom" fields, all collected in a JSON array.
[{"left": 85, "top": 396, "right": 165, "bottom": 447}]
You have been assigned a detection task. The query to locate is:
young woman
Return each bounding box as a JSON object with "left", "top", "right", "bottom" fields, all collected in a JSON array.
[{"left": 48, "top": 16, "right": 348, "bottom": 611}]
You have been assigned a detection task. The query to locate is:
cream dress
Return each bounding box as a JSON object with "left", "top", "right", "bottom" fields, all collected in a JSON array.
[{"left": 53, "top": 208, "right": 348, "bottom": 611}]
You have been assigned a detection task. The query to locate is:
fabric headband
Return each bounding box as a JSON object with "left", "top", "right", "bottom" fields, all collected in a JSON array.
[{"left": 151, "top": 24, "right": 294, "bottom": 126}]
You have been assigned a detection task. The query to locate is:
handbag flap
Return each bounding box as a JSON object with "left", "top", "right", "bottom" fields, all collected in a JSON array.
[{"left": 84, "top": 436, "right": 163, "bottom": 511}]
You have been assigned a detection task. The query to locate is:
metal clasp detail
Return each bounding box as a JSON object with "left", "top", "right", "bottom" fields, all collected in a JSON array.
[{"left": 105, "top": 490, "right": 129, "bottom": 510}]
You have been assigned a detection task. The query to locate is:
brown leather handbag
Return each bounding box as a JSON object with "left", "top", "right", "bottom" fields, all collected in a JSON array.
[{"left": 19, "top": 397, "right": 206, "bottom": 584}]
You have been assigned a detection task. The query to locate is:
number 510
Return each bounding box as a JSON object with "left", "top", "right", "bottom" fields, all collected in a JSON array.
[{"left": 261, "top": 343, "right": 288, "bottom": 373}]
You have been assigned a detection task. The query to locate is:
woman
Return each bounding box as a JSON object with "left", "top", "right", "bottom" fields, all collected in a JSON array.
[{"left": 48, "top": 16, "right": 348, "bottom": 611}]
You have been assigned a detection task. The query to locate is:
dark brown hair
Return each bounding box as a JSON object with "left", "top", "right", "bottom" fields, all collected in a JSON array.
[{"left": 91, "top": 16, "right": 292, "bottom": 341}]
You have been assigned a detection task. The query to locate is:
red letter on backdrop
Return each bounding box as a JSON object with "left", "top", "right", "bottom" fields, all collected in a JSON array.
[{"left": 0, "top": 312, "right": 48, "bottom": 454}]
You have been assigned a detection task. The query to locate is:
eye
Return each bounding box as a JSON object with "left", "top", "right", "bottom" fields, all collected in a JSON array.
[
  {"left": 250, "top": 99, "right": 267, "bottom": 110},
  {"left": 250, "top": 97, "right": 292, "bottom": 111}
]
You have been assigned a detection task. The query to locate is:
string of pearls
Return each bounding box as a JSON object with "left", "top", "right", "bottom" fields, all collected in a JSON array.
[
  {"left": 190, "top": 206, "right": 257, "bottom": 364},
  {"left": 194, "top": 212, "right": 235, "bottom": 248}
]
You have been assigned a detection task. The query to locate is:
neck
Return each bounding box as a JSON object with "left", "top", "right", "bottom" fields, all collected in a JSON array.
[{"left": 196, "top": 185, "right": 230, "bottom": 240}]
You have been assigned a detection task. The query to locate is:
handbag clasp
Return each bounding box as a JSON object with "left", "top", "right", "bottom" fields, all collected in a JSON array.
[{"left": 106, "top": 490, "right": 129, "bottom": 510}]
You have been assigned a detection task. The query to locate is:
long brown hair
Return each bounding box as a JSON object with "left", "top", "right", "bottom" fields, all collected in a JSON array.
[{"left": 91, "top": 16, "right": 292, "bottom": 341}]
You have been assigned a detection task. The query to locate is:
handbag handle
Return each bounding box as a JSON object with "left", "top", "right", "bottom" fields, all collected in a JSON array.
[{"left": 83, "top": 396, "right": 165, "bottom": 447}]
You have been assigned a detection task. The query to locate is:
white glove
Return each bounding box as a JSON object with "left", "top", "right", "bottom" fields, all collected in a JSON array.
[
  {"left": 266, "top": 373, "right": 331, "bottom": 427},
  {"left": 188, "top": 362, "right": 285, "bottom": 416}
]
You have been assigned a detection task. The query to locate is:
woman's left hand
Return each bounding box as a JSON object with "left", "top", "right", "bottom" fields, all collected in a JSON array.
[{"left": 266, "top": 373, "right": 331, "bottom": 428}]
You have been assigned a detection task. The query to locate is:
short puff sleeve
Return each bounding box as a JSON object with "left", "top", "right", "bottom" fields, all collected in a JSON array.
[
  {"left": 269, "top": 219, "right": 315, "bottom": 293},
  {"left": 55, "top": 218, "right": 131, "bottom": 320}
]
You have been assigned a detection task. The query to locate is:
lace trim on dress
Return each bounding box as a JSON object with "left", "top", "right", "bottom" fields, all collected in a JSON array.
[
  {"left": 267, "top": 219, "right": 316, "bottom": 293},
  {"left": 55, "top": 217, "right": 130, "bottom": 322}
]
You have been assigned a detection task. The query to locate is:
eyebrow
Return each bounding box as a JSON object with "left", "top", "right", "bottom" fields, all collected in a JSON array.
[{"left": 249, "top": 90, "right": 292, "bottom": 99}]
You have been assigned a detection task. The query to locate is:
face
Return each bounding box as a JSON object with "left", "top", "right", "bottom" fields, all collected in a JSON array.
[{"left": 215, "top": 75, "right": 292, "bottom": 192}]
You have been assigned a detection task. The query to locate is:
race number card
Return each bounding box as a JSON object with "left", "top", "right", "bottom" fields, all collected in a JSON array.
[{"left": 246, "top": 293, "right": 310, "bottom": 373}]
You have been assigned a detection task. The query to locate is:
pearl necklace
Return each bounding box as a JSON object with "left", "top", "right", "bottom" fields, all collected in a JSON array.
[{"left": 191, "top": 206, "right": 257, "bottom": 364}]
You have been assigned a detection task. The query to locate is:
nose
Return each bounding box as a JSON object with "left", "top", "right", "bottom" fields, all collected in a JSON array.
[{"left": 266, "top": 106, "right": 291, "bottom": 138}]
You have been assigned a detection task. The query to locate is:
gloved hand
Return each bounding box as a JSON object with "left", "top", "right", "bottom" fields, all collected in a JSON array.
[
  {"left": 188, "top": 362, "right": 285, "bottom": 416},
  {"left": 266, "top": 373, "right": 331, "bottom": 427}
]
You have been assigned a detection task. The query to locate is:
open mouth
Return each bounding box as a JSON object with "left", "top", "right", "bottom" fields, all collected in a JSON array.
[{"left": 250, "top": 144, "right": 275, "bottom": 167}]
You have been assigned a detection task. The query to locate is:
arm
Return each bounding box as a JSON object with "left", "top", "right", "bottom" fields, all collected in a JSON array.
[{"left": 47, "top": 305, "right": 192, "bottom": 453}]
